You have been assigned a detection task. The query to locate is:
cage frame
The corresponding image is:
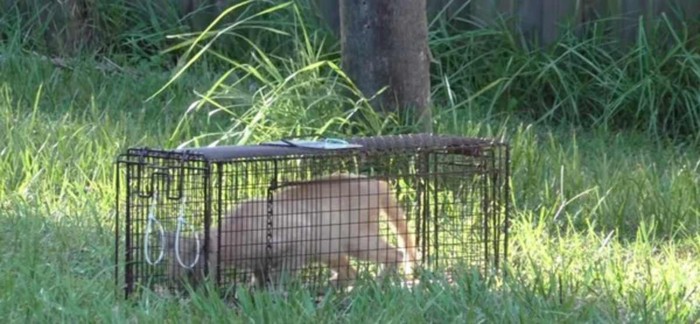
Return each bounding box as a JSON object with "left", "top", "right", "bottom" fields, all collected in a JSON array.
[{"left": 114, "top": 133, "right": 510, "bottom": 298}]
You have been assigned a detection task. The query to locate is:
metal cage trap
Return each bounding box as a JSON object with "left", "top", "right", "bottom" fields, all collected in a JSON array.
[{"left": 114, "top": 133, "right": 510, "bottom": 298}]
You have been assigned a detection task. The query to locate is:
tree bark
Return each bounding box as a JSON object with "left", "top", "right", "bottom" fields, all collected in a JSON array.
[{"left": 339, "top": 0, "right": 432, "bottom": 131}]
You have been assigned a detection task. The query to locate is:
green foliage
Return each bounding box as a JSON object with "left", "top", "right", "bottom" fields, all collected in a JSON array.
[
  {"left": 0, "top": 0, "right": 326, "bottom": 64},
  {"left": 0, "top": 1, "right": 698, "bottom": 322},
  {"left": 1, "top": 49, "right": 699, "bottom": 321},
  {"left": 429, "top": 14, "right": 700, "bottom": 139},
  {"left": 3, "top": 1, "right": 698, "bottom": 138},
  {"left": 161, "top": 2, "right": 397, "bottom": 148}
]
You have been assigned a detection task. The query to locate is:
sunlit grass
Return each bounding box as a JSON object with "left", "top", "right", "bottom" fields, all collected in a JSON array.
[
  {"left": 1, "top": 1, "right": 699, "bottom": 322},
  {"left": 1, "top": 53, "right": 698, "bottom": 321}
]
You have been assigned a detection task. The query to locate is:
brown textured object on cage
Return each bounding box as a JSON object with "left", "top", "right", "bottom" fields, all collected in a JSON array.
[
  {"left": 166, "top": 133, "right": 493, "bottom": 161},
  {"left": 115, "top": 133, "right": 510, "bottom": 299}
]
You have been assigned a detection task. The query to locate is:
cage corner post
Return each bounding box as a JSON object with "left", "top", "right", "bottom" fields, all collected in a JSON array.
[
  {"left": 265, "top": 160, "right": 279, "bottom": 286},
  {"left": 416, "top": 150, "right": 430, "bottom": 266},
  {"left": 123, "top": 157, "right": 135, "bottom": 298},
  {"left": 114, "top": 157, "right": 121, "bottom": 298},
  {"left": 214, "top": 161, "right": 224, "bottom": 288},
  {"left": 203, "top": 160, "right": 213, "bottom": 286},
  {"left": 502, "top": 142, "right": 511, "bottom": 275}
]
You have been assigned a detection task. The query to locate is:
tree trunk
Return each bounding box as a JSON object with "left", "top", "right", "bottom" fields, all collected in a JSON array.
[{"left": 339, "top": 0, "right": 432, "bottom": 131}]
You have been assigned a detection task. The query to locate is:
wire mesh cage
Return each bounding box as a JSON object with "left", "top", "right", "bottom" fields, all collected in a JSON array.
[{"left": 114, "top": 134, "right": 510, "bottom": 298}]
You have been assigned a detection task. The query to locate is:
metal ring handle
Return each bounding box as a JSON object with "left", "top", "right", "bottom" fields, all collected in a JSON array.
[{"left": 144, "top": 192, "right": 165, "bottom": 265}]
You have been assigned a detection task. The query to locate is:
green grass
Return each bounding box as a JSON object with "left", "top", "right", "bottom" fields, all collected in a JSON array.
[
  {"left": 428, "top": 12, "right": 700, "bottom": 139},
  {"left": 1, "top": 2, "right": 700, "bottom": 323},
  {"left": 1, "top": 53, "right": 698, "bottom": 322}
]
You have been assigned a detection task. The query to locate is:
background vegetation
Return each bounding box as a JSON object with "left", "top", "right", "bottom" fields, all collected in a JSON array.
[{"left": 0, "top": 1, "right": 698, "bottom": 322}]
